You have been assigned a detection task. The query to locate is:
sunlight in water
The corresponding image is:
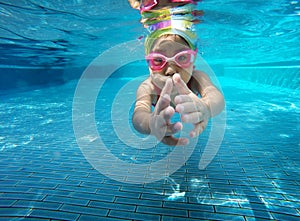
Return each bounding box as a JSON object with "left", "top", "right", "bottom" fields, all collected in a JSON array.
[{"left": 164, "top": 177, "right": 186, "bottom": 201}]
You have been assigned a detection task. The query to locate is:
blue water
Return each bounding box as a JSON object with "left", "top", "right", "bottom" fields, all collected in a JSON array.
[{"left": 1, "top": 0, "right": 300, "bottom": 220}]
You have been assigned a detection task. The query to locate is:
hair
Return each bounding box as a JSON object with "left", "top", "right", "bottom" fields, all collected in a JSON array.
[{"left": 150, "top": 34, "right": 190, "bottom": 51}]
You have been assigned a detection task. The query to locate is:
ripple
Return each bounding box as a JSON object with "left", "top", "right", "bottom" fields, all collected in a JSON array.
[{"left": 0, "top": 0, "right": 299, "bottom": 67}]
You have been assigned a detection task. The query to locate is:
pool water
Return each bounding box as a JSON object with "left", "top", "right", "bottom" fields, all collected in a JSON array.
[
  {"left": 0, "top": 0, "right": 300, "bottom": 220},
  {"left": 1, "top": 75, "right": 299, "bottom": 220}
]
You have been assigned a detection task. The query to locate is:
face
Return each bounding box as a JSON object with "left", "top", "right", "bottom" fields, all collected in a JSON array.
[{"left": 147, "top": 35, "right": 195, "bottom": 93}]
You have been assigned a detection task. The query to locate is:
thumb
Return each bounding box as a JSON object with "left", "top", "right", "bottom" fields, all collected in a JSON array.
[{"left": 173, "top": 73, "right": 190, "bottom": 95}]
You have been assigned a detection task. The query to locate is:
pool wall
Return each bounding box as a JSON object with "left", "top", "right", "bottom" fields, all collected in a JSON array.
[{"left": 1, "top": 65, "right": 299, "bottom": 92}]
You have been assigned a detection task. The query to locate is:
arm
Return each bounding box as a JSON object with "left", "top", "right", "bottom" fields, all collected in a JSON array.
[
  {"left": 132, "top": 79, "right": 153, "bottom": 134},
  {"left": 192, "top": 70, "right": 225, "bottom": 118}
]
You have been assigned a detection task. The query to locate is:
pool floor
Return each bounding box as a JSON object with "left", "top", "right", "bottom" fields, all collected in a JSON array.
[{"left": 0, "top": 76, "right": 299, "bottom": 220}]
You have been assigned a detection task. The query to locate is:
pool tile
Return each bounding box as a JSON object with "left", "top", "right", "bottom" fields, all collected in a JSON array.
[
  {"left": 13, "top": 200, "right": 62, "bottom": 210},
  {"left": 215, "top": 205, "right": 254, "bottom": 216},
  {"left": 0, "top": 207, "right": 33, "bottom": 218},
  {"left": 1, "top": 76, "right": 299, "bottom": 220},
  {"left": 108, "top": 209, "right": 160, "bottom": 220},
  {"left": 136, "top": 205, "right": 188, "bottom": 217},
  {"left": 89, "top": 200, "right": 136, "bottom": 212},
  {"left": 189, "top": 210, "right": 246, "bottom": 220},
  {"left": 270, "top": 212, "right": 300, "bottom": 221},
  {"left": 114, "top": 196, "right": 163, "bottom": 207},
  {"left": 28, "top": 208, "right": 79, "bottom": 221},
  {"left": 78, "top": 214, "right": 130, "bottom": 221},
  {"left": 60, "top": 204, "right": 109, "bottom": 216},
  {"left": 163, "top": 201, "right": 214, "bottom": 213},
  {"left": 1, "top": 193, "right": 45, "bottom": 201},
  {"left": 43, "top": 195, "right": 89, "bottom": 206}
]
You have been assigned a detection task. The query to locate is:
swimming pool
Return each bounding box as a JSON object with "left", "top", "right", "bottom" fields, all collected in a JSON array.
[{"left": 0, "top": 0, "right": 299, "bottom": 220}]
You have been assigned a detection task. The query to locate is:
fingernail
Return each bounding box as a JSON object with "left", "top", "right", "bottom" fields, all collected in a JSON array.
[
  {"left": 163, "top": 94, "right": 170, "bottom": 100},
  {"left": 173, "top": 73, "right": 180, "bottom": 82},
  {"left": 176, "top": 104, "right": 184, "bottom": 113},
  {"left": 175, "top": 96, "right": 181, "bottom": 104}
]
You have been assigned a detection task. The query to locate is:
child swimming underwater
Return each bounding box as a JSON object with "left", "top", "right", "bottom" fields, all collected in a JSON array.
[{"left": 129, "top": 0, "right": 225, "bottom": 146}]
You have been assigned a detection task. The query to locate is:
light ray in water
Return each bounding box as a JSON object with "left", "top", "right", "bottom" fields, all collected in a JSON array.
[{"left": 164, "top": 176, "right": 186, "bottom": 201}]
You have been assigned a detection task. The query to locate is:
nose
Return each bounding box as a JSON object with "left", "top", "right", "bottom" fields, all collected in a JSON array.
[{"left": 164, "top": 62, "right": 178, "bottom": 77}]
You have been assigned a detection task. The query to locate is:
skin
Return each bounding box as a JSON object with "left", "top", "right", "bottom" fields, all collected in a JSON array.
[{"left": 132, "top": 35, "right": 225, "bottom": 146}]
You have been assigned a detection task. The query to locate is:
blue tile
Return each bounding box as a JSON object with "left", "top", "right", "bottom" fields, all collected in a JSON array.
[
  {"left": 13, "top": 200, "right": 62, "bottom": 210},
  {"left": 78, "top": 214, "right": 130, "bottom": 221},
  {"left": 162, "top": 215, "right": 199, "bottom": 221},
  {"left": 270, "top": 212, "right": 300, "bottom": 221},
  {"left": 215, "top": 205, "right": 254, "bottom": 216},
  {"left": 136, "top": 205, "right": 188, "bottom": 217},
  {"left": 17, "top": 181, "right": 58, "bottom": 189},
  {"left": 95, "top": 189, "right": 141, "bottom": 198},
  {"left": 60, "top": 204, "right": 108, "bottom": 216},
  {"left": 70, "top": 191, "right": 115, "bottom": 203},
  {"left": 29, "top": 208, "right": 79, "bottom": 220},
  {"left": 56, "top": 185, "right": 98, "bottom": 194},
  {"left": 108, "top": 209, "right": 160, "bottom": 221},
  {"left": 266, "top": 204, "right": 299, "bottom": 216},
  {"left": 43, "top": 195, "right": 89, "bottom": 206},
  {"left": 0, "top": 186, "right": 32, "bottom": 193},
  {"left": 88, "top": 200, "right": 135, "bottom": 212},
  {"left": 140, "top": 193, "right": 166, "bottom": 201},
  {"left": 163, "top": 201, "right": 214, "bottom": 213},
  {"left": 114, "top": 196, "right": 163, "bottom": 207},
  {"left": 189, "top": 210, "right": 245, "bottom": 220},
  {"left": 0, "top": 199, "right": 16, "bottom": 207},
  {"left": 0, "top": 207, "right": 34, "bottom": 217},
  {"left": 1, "top": 193, "right": 45, "bottom": 201}
]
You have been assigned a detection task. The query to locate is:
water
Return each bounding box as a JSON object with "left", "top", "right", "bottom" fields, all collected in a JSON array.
[
  {"left": 0, "top": 0, "right": 300, "bottom": 220},
  {"left": 0, "top": 0, "right": 299, "bottom": 68}
]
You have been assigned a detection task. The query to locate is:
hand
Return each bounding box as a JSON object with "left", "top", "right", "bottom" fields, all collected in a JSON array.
[
  {"left": 150, "top": 78, "right": 189, "bottom": 146},
  {"left": 173, "top": 74, "right": 210, "bottom": 138}
]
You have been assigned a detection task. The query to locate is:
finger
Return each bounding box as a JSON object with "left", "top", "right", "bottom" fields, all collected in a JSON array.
[
  {"left": 175, "top": 99, "right": 198, "bottom": 114},
  {"left": 181, "top": 112, "right": 203, "bottom": 124},
  {"left": 174, "top": 94, "right": 192, "bottom": 105},
  {"left": 161, "top": 77, "right": 173, "bottom": 97},
  {"left": 173, "top": 73, "right": 191, "bottom": 95},
  {"left": 190, "top": 120, "right": 208, "bottom": 138},
  {"left": 161, "top": 106, "right": 175, "bottom": 122},
  {"left": 155, "top": 78, "right": 173, "bottom": 114},
  {"left": 162, "top": 136, "right": 189, "bottom": 146},
  {"left": 154, "top": 93, "right": 170, "bottom": 115},
  {"left": 165, "top": 122, "right": 183, "bottom": 136}
]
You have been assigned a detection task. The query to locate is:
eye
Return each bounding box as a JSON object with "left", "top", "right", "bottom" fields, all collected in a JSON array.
[
  {"left": 153, "top": 57, "right": 164, "bottom": 65},
  {"left": 177, "top": 54, "right": 189, "bottom": 64}
]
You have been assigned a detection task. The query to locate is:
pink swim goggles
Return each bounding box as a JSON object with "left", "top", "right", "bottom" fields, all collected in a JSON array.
[
  {"left": 146, "top": 49, "right": 197, "bottom": 71},
  {"left": 141, "top": 0, "right": 199, "bottom": 12}
]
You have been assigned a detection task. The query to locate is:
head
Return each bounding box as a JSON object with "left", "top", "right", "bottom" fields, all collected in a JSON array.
[{"left": 146, "top": 34, "right": 197, "bottom": 91}]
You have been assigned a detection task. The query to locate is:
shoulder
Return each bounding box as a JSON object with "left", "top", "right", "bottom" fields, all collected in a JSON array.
[
  {"left": 192, "top": 70, "right": 211, "bottom": 82},
  {"left": 190, "top": 70, "right": 215, "bottom": 94},
  {"left": 137, "top": 77, "right": 155, "bottom": 93}
]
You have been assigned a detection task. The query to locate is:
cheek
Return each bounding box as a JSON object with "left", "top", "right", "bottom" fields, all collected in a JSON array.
[
  {"left": 179, "top": 68, "right": 193, "bottom": 83},
  {"left": 150, "top": 72, "right": 168, "bottom": 90}
]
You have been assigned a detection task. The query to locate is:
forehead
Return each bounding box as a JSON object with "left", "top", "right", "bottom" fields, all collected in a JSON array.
[{"left": 151, "top": 35, "right": 190, "bottom": 54}]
